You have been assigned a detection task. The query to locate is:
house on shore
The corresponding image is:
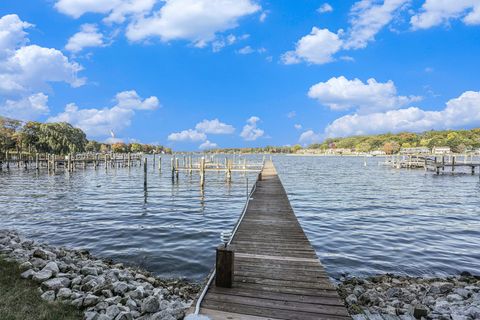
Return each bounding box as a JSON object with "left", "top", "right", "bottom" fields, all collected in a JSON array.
[
  {"left": 432, "top": 146, "right": 452, "bottom": 154},
  {"left": 400, "top": 147, "right": 431, "bottom": 154}
]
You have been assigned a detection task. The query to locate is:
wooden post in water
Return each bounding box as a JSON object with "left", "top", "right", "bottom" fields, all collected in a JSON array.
[
  {"left": 127, "top": 153, "right": 131, "bottom": 168},
  {"left": 144, "top": 157, "right": 147, "bottom": 188},
  {"left": 5, "top": 151, "right": 9, "bottom": 170},
  {"left": 452, "top": 156, "right": 456, "bottom": 173},
  {"left": 153, "top": 153, "right": 156, "bottom": 168},
  {"left": 442, "top": 156, "right": 445, "bottom": 172},
  {"left": 227, "top": 159, "right": 232, "bottom": 181},
  {"left": 171, "top": 157, "right": 175, "bottom": 181},
  {"left": 35, "top": 153, "right": 39, "bottom": 171},
  {"left": 104, "top": 154, "right": 107, "bottom": 170},
  {"left": 158, "top": 156, "right": 162, "bottom": 172},
  {"left": 472, "top": 166, "right": 475, "bottom": 175},
  {"left": 94, "top": 154, "right": 98, "bottom": 169},
  {"left": 175, "top": 157, "right": 179, "bottom": 179},
  {"left": 200, "top": 157, "right": 205, "bottom": 188},
  {"left": 215, "top": 244, "right": 234, "bottom": 288},
  {"left": 52, "top": 154, "right": 56, "bottom": 173}
]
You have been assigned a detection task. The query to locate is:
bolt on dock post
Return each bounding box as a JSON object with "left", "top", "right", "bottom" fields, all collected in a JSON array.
[{"left": 216, "top": 232, "right": 234, "bottom": 288}]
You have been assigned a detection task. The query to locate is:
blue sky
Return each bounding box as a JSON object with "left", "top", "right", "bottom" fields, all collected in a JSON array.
[{"left": 0, "top": 0, "right": 479, "bottom": 150}]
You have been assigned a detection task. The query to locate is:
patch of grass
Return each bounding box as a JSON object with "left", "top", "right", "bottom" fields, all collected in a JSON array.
[{"left": 0, "top": 255, "right": 83, "bottom": 320}]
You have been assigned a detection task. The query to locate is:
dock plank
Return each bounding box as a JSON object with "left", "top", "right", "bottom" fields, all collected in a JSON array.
[{"left": 189, "top": 160, "right": 350, "bottom": 319}]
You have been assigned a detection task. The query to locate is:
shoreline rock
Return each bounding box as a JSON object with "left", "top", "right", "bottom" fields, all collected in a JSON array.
[
  {"left": 337, "top": 274, "right": 480, "bottom": 320},
  {"left": 0, "top": 229, "right": 200, "bottom": 320}
]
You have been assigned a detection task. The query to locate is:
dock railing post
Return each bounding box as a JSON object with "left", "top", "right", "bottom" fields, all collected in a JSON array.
[{"left": 216, "top": 232, "right": 234, "bottom": 288}]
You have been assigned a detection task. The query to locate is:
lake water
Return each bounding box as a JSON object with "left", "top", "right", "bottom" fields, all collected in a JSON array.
[{"left": 1, "top": 155, "right": 479, "bottom": 281}]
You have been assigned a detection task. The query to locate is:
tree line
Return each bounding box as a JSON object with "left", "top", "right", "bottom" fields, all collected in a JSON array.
[
  {"left": 308, "top": 129, "right": 480, "bottom": 154},
  {"left": 0, "top": 117, "right": 172, "bottom": 155}
]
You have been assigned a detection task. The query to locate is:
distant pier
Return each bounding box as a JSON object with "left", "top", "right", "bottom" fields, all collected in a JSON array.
[{"left": 382, "top": 154, "right": 480, "bottom": 175}]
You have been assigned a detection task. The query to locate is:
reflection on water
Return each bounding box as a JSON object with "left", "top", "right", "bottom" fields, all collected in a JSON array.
[{"left": 1, "top": 154, "right": 479, "bottom": 281}]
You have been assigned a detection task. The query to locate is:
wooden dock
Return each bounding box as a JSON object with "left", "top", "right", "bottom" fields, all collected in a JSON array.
[
  {"left": 189, "top": 160, "right": 350, "bottom": 320},
  {"left": 382, "top": 154, "right": 480, "bottom": 175}
]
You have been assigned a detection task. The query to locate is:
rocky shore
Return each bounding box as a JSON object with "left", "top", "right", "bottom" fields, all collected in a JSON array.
[
  {"left": 0, "top": 229, "right": 199, "bottom": 320},
  {"left": 337, "top": 274, "right": 480, "bottom": 320}
]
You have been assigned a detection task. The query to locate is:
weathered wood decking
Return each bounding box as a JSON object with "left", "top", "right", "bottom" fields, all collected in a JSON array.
[{"left": 192, "top": 160, "right": 350, "bottom": 320}]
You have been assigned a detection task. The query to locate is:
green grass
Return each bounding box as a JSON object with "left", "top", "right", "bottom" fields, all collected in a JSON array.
[{"left": 0, "top": 256, "right": 83, "bottom": 320}]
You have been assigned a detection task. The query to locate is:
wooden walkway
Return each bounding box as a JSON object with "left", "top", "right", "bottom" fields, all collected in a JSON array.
[{"left": 191, "top": 160, "right": 350, "bottom": 320}]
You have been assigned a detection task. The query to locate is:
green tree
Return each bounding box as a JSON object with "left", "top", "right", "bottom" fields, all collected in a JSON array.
[{"left": 85, "top": 140, "right": 101, "bottom": 152}]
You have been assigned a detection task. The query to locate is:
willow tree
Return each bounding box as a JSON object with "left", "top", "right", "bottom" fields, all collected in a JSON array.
[
  {"left": 38, "top": 122, "right": 87, "bottom": 154},
  {"left": 0, "top": 117, "right": 22, "bottom": 153}
]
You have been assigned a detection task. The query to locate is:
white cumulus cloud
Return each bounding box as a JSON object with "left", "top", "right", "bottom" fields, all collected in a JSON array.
[
  {"left": 318, "top": 3, "right": 333, "bottom": 14},
  {"left": 0, "top": 93, "right": 49, "bottom": 121},
  {"left": 54, "top": 0, "right": 156, "bottom": 23},
  {"left": 199, "top": 140, "right": 218, "bottom": 149},
  {"left": 0, "top": 14, "right": 85, "bottom": 121},
  {"left": 299, "top": 130, "right": 322, "bottom": 145},
  {"left": 125, "top": 0, "right": 260, "bottom": 46},
  {"left": 324, "top": 91, "right": 480, "bottom": 137},
  {"left": 65, "top": 24, "right": 105, "bottom": 52},
  {"left": 168, "top": 129, "right": 207, "bottom": 142},
  {"left": 48, "top": 90, "right": 159, "bottom": 137},
  {"left": 0, "top": 14, "right": 33, "bottom": 56},
  {"left": 343, "top": 0, "right": 409, "bottom": 50},
  {"left": 281, "top": 27, "right": 343, "bottom": 65},
  {"left": 240, "top": 116, "right": 264, "bottom": 141},
  {"left": 308, "top": 76, "right": 421, "bottom": 114},
  {"left": 411, "top": 0, "right": 480, "bottom": 29},
  {"left": 195, "top": 118, "right": 235, "bottom": 134}
]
